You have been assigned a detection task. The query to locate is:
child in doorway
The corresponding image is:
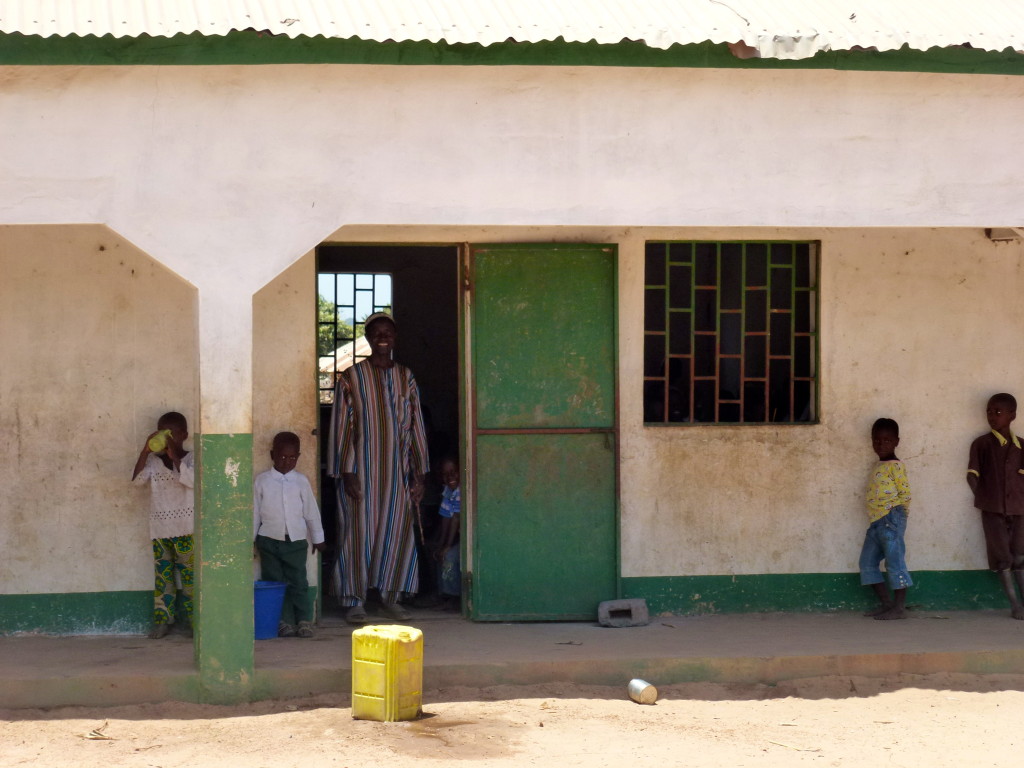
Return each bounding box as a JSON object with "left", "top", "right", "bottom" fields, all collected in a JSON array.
[
  {"left": 132, "top": 411, "right": 195, "bottom": 639},
  {"left": 254, "top": 431, "right": 326, "bottom": 638},
  {"left": 859, "top": 417, "right": 912, "bottom": 620},
  {"left": 967, "top": 393, "right": 1024, "bottom": 620},
  {"left": 432, "top": 455, "right": 461, "bottom": 610}
]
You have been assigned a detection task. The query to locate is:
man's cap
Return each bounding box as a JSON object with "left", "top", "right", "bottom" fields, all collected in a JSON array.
[{"left": 363, "top": 312, "right": 396, "bottom": 334}]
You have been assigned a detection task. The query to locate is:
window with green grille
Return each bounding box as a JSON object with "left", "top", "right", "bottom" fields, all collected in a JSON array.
[
  {"left": 317, "top": 272, "right": 392, "bottom": 404},
  {"left": 644, "top": 241, "right": 818, "bottom": 425}
]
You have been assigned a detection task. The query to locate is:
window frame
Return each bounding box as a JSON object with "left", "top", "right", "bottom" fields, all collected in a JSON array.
[
  {"left": 643, "top": 240, "right": 819, "bottom": 426},
  {"left": 317, "top": 271, "right": 393, "bottom": 404}
]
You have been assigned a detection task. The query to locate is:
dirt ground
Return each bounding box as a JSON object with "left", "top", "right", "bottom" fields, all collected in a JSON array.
[{"left": 3, "top": 673, "right": 1024, "bottom": 767}]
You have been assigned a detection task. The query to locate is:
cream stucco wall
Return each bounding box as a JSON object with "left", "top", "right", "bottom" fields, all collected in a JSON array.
[
  {"left": 2, "top": 220, "right": 1020, "bottom": 595},
  {"left": 3, "top": 61, "right": 1023, "bottom": 600},
  {"left": 253, "top": 251, "right": 321, "bottom": 587},
  {"left": 0, "top": 225, "right": 197, "bottom": 594},
  {"left": 3, "top": 63, "right": 1019, "bottom": 432},
  {"left": 618, "top": 227, "right": 1024, "bottom": 577},
  {"left": 253, "top": 251, "right": 318, "bottom": 483},
  {"left": 326, "top": 224, "right": 1024, "bottom": 579}
]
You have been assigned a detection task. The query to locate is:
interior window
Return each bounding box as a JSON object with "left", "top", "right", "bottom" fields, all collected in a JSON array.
[{"left": 317, "top": 272, "right": 392, "bottom": 404}]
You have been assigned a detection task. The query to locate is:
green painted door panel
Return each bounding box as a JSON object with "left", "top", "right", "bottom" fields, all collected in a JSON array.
[
  {"left": 470, "top": 244, "right": 618, "bottom": 620},
  {"left": 474, "top": 433, "right": 617, "bottom": 619},
  {"left": 473, "top": 246, "right": 615, "bottom": 429}
]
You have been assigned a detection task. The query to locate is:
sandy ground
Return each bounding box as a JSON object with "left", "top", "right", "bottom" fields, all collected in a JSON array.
[{"left": 3, "top": 674, "right": 1024, "bottom": 767}]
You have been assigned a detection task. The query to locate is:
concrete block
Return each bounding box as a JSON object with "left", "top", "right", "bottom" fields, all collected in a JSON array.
[{"left": 598, "top": 598, "right": 649, "bottom": 628}]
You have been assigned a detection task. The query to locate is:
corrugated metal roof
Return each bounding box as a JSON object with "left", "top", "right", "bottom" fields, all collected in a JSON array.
[{"left": 1, "top": 1, "right": 1022, "bottom": 60}]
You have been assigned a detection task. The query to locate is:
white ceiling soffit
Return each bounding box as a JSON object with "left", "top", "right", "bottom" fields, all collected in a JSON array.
[{"left": 1, "top": 1, "right": 1023, "bottom": 60}]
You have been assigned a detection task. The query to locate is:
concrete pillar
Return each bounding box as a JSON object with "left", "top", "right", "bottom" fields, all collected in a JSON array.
[{"left": 194, "top": 289, "right": 255, "bottom": 703}]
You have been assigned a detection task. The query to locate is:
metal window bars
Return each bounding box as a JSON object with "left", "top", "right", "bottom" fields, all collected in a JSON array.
[
  {"left": 643, "top": 241, "right": 818, "bottom": 425},
  {"left": 317, "top": 272, "right": 393, "bottom": 404}
]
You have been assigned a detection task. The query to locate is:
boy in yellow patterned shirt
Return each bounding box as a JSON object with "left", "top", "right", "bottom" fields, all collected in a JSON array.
[{"left": 859, "top": 417, "right": 912, "bottom": 620}]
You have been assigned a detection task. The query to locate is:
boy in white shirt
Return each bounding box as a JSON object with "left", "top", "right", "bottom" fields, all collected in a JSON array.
[
  {"left": 132, "top": 411, "right": 195, "bottom": 639},
  {"left": 254, "top": 431, "right": 325, "bottom": 638}
]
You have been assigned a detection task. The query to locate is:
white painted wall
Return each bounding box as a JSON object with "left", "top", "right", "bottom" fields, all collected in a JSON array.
[
  {"left": 2, "top": 62, "right": 1023, "bottom": 596},
  {"left": 0, "top": 225, "right": 197, "bottom": 594},
  {"left": 2, "top": 62, "right": 1018, "bottom": 434},
  {"left": 1, "top": 65, "right": 1021, "bottom": 283}
]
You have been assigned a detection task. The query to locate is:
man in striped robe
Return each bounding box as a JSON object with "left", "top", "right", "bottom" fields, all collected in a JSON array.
[{"left": 328, "top": 312, "right": 429, "bottom": 624}]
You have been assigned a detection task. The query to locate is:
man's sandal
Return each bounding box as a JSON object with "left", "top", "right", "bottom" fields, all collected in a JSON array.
[
  {"left": 381, "top": 602, "right": 412, "bottom": 621},
  {"left": 346, "top": 605, "right": 370, "bottom": 625}
]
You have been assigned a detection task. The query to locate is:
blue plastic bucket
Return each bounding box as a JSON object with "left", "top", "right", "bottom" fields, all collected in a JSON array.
[{"left": 254, "top": 580, "right": 287, "bottom": 639}]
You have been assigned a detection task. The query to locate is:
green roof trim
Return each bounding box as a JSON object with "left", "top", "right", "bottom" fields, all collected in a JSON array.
[{"left": 0, "top": 31, "right": 1021, "bottom": 74}]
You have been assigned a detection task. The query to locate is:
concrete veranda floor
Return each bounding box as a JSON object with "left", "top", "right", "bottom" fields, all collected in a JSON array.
[{"left": 5, "top": 606, "right": 1024, "bottom": 709}]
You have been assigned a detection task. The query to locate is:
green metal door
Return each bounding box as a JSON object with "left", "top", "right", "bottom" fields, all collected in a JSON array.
[{"left": 469, "top": 244, "right": 618, "bottom": 620}]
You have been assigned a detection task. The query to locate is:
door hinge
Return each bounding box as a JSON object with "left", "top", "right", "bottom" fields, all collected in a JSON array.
[{"left": 461, "top": 242, "right": 473, "bottom": 296}]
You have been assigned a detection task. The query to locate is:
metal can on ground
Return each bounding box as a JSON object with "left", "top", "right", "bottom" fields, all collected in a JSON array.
[{"left": 627, "top": 678, "right": 658, "bottom": 704}]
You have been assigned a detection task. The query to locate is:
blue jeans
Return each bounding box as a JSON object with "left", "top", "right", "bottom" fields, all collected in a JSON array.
[
  {"left": 438, "top": 544, "right": 461, "bottom": 597},
  {"left": 859, "top": 505, "right": 913, "bottom": 589}
]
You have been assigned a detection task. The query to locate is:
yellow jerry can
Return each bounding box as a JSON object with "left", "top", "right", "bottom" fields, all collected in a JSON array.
[{"left": 351, "top": 624, "right": 423, "bottom": 721}]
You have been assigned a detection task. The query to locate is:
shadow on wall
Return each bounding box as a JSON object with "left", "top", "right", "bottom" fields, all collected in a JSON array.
[{"left": 0, "top": 223, "right": 198, "bottom": 634}]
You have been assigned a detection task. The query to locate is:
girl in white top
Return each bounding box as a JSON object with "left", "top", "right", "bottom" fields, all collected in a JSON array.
[{"left": 132, "top": 411, "right": 194, "bottom": 639}]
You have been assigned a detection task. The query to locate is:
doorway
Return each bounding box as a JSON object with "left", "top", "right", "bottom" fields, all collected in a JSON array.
[
  {"left": 315, "top": 241, "right": 620, "bottom": 622},
  {"left": 316, "top": 244, "right": 460, "bottom": 615}
]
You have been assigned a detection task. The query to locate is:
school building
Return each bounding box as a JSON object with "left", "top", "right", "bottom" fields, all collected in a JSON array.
[{"left": 1, "top": 2, "right": 1023, "bottom": 701}]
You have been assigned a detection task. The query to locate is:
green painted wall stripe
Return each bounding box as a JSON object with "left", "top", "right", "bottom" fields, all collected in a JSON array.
[
  {"left": 0, "top": 32, "right": 1021, "bottom": 75},
  {"left": 1, "top": 570, "right": 1010, "bottom": 636},
  {"left": 195, "top": 432, "right": 254, "bottom": 703},
  {"left": 0, "top": 591, "right": 149, "bottom": 635},
  {"left": 622, "top": 571, "right": 1012, "bottom": 615},
  {"left": 0, "top": 586, "right": 316, "bottom": 636}
]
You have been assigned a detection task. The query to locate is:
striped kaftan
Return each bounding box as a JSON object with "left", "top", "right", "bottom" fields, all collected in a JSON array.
[{"left": 328, "top": 360, "right": 429, "bottom": 605}]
